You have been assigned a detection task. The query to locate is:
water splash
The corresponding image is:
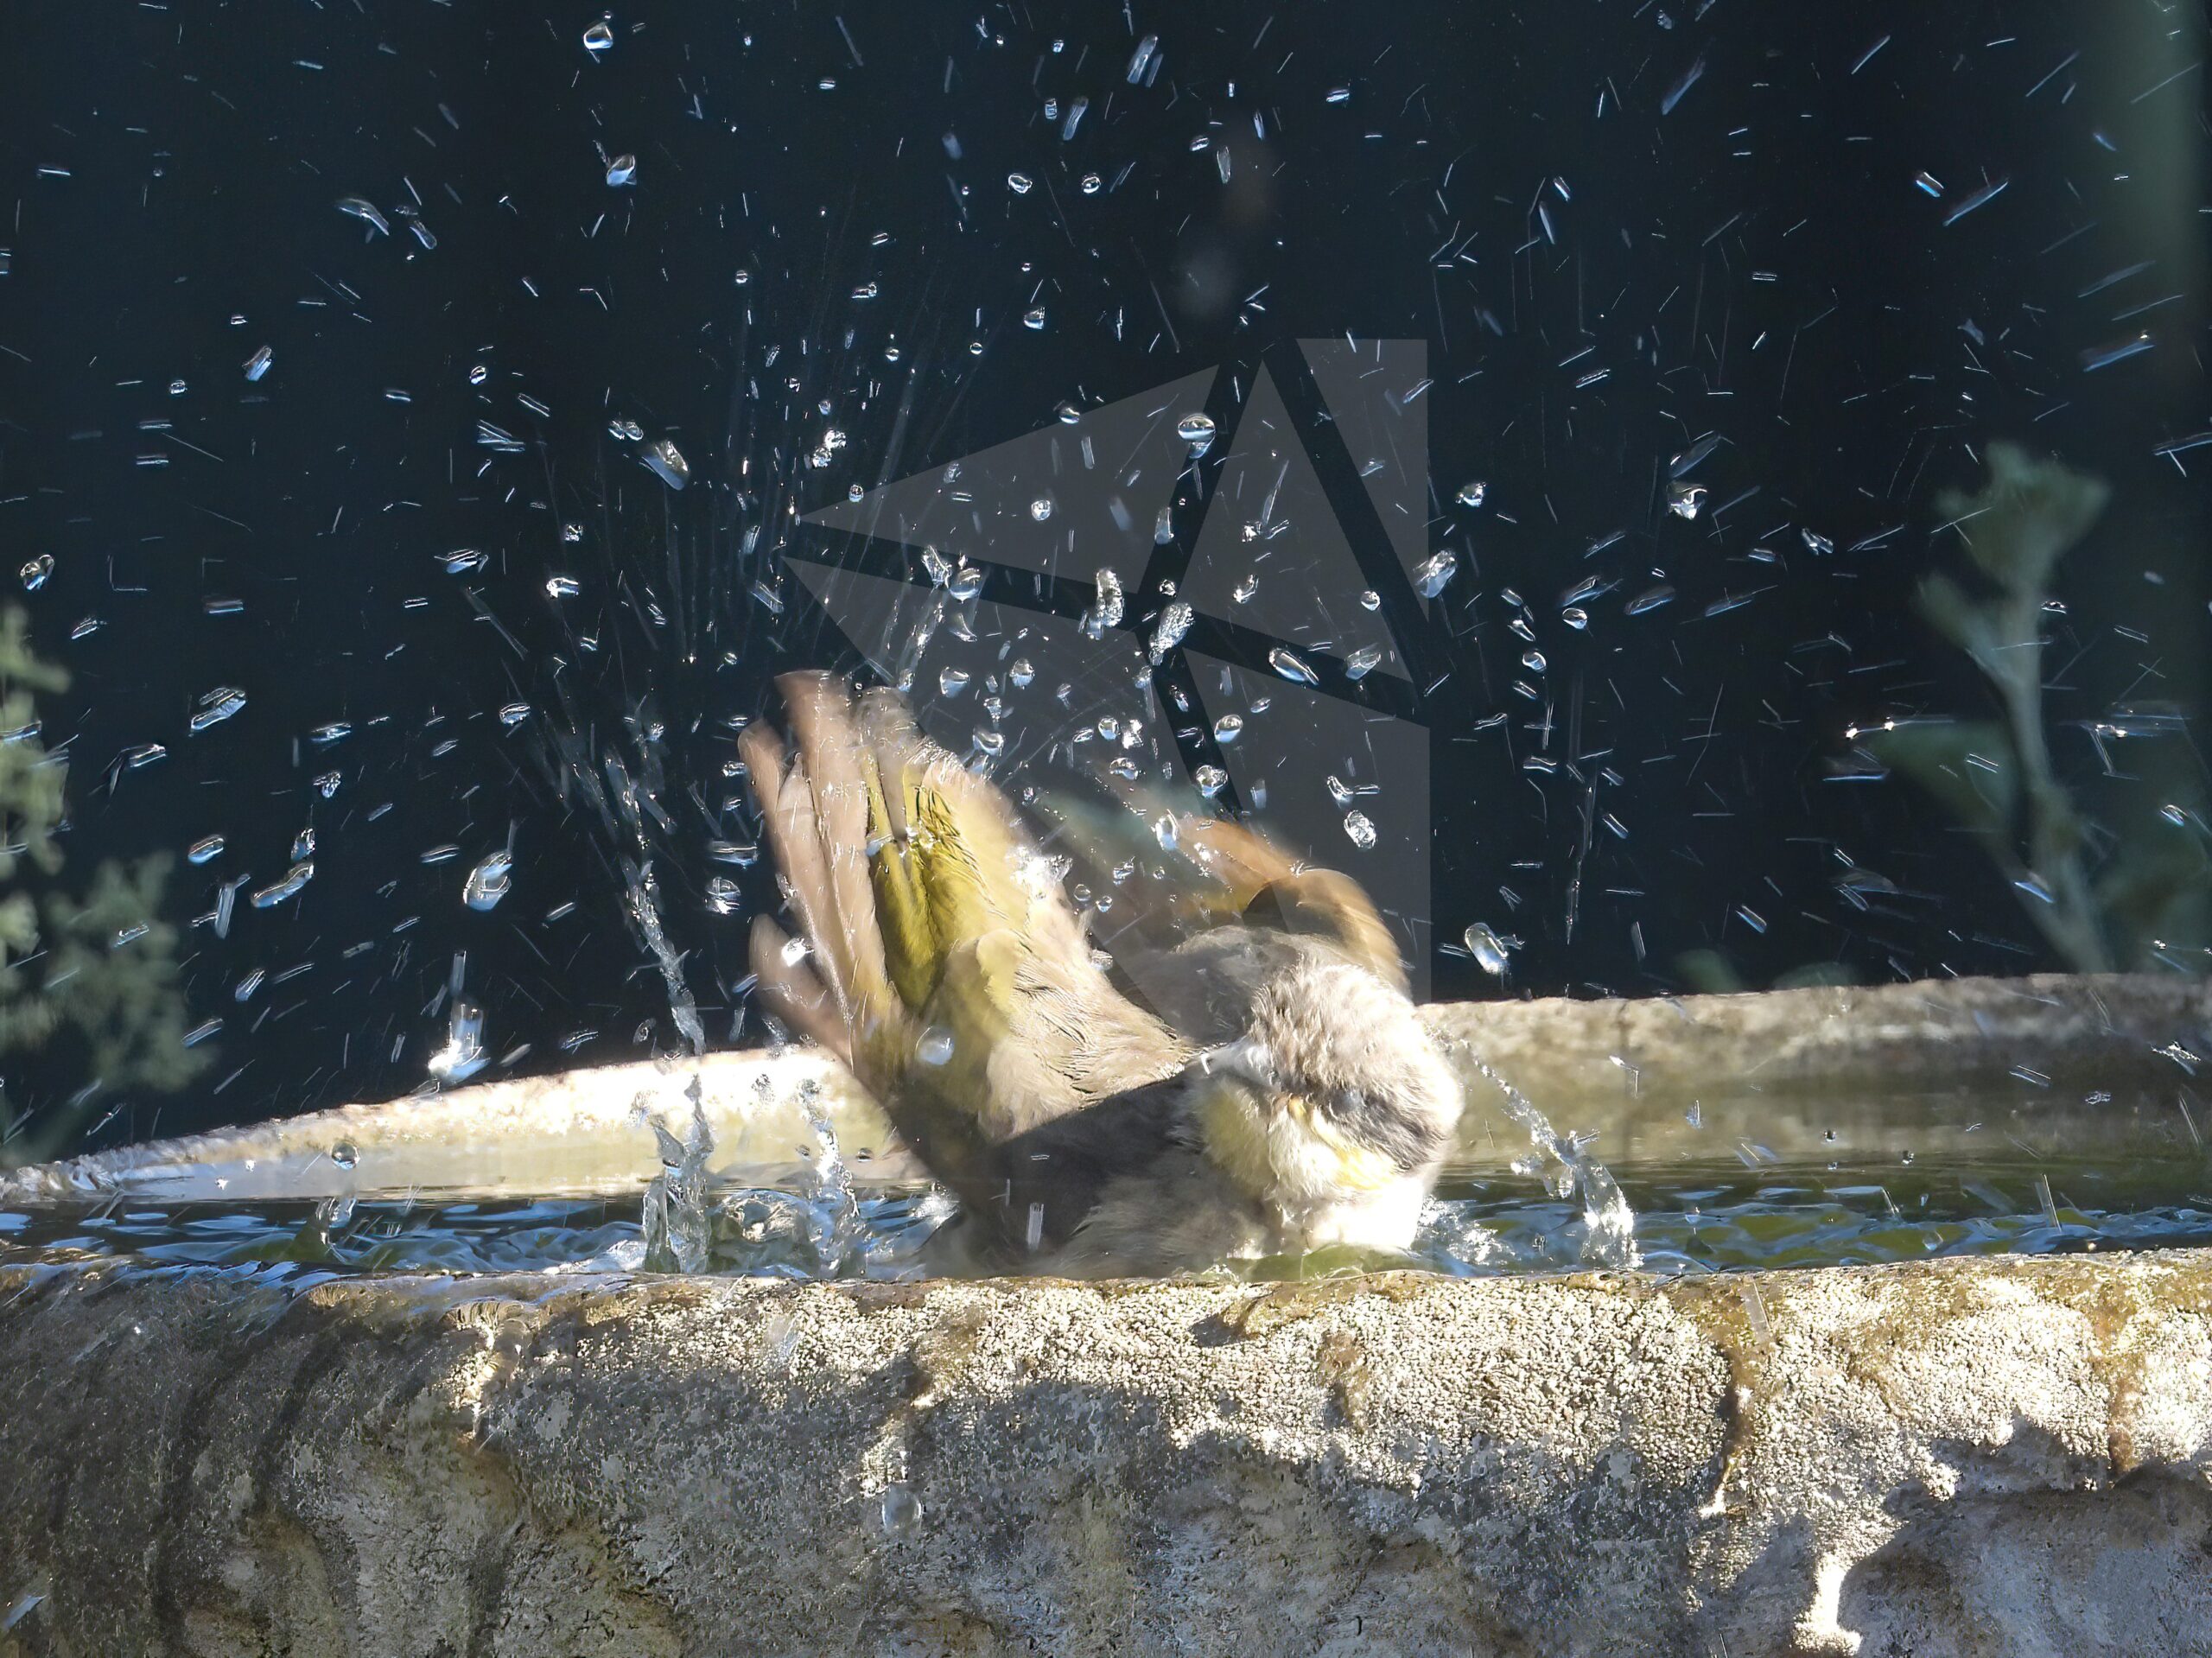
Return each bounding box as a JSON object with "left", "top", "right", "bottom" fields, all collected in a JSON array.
[
  {"left": 790, "top": 1075, "right": 860, "bottom": 1267},
  {"left": 636, "top": 1074, "right": 938, "bottom": 1279},
  {"left": 639, "top": 1084, "right": 716, "bottom": 1273},
  {"left": 625, "top": 860, "right": 704, "bottom": 1057},
  {"left": 1449, "top": 1043, "right": 1640, "bottom": 1269}
]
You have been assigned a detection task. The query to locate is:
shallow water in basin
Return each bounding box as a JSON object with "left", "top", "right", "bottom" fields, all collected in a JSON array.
[{"left": 8, "top": 1154, "right": 2209, "bottom": 1282}]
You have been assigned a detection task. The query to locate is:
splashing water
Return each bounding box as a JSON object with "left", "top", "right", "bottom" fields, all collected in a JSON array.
[
  {"left": 625, "top": 860, "right": 705, "bottom": 1058},
  {"left": 636, "top": 1074, "right": 931, "bottom": 1279},
  {"left": 639, "top": 1083, "right": 717, "bottom": 1273},
  {"left": 1448, "top": 1043, "right": 1640, "bottom": 1269}
]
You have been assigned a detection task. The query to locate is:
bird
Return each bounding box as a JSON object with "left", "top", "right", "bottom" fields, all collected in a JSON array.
[{"left": 740, "top": 671, "right": 1464, "bottom": 1276}]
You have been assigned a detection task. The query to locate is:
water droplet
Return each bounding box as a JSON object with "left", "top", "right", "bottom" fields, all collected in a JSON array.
[
  {"left": 334, "top": 196, "right": 391, "bottom": 237},
  {"left": 705, "top": 876, "right": 742, "bottom": 916},
  {"left": 1029, "top": 496, "right": 1053, "bottom": 522},
  {"left": 1344, "top": 644, "right": 1383, "bottom": 680},
  {"left": 1080, "top": 172, "right": 1103, "bottom": 194},
  {"left": 1176, "top": 411, "right": 1217, "bottom": 455},
  {"left": 1148, "top": 600, "right": 1193, "bottom": 662},
  {"left": 582, "top": 19, "right": 613, "bottom": 55},
  {"left": 1268, "top": 646, "right": 1319, "bottom": 685},
  {"left": 429, "top": 999, "right": 487, "bottom": 1082},
  {"left": 1009, "top": 658, "right": 1035, "bottom": 689},
  {"left": 1463, "top": 923, "right": 1511, "bottom": 976},
  {"left": 1414, "top": 550, "right": 1459, "bottom": 599},
  {"left": 1022, "top": 307, "right": 1046, "bottom": 331},
  {"left": 1194, "top": 764, "right": 1228, "bottom": 797},
  {"left": 188, "top": 835, "right": 225, "bottom": 865},
  {"left": 1358, "top": 588, "right": 1382, "bottom": 611},
  {"left": 917, "top": 1027, "right": 955, "bottom": 1066},
  {"left": 545, "top": 575, "right": 581, "bottom": 600},
  {"left": 1520, "top": 649, "right": 1548, "bottom": 674},
  {"left": 1231, "top": 573, "right": 1258, "bottom": 604},
  {"left": 1343, "top": 810, "right": 1376, "bottom": 849},
  {"left": 251, "top": 862, "right": 315, "bottom": 908},
  {"left": 642, "top": 437, "right": 690, "bottom": 489},
  {"left": 605, "top": 154, "right": 638, "bottom": 187},
  {"left": 331, "top": 1141, "right": 359, "bottom": 1171},
  {"left": 880, "top": 1483, "right": 925, "bottom": 1535},
  {"left": 1561, "top": 607, "right": 1590, "bottom": 630},
  {"left": 1625, "top": 584, "right": 1675, "bottom": 616},
  {"left": 1080, "top": 568, "right": 1124, "bottom": 638},
  {"left": 243, "top": 346, "right": 274, "bottom": 383},
  {"left": 188, "top": 689, "right": 246, "bottom": 738},
  {"left": 1007, "top": 172, "right": 1034, "bottom": 194},
  {"left": 17, "top": 555, "right": 52, "bottom": 593},
  {"left": 1455, "top": 480, "right": 1487, "bottom": 508},
  {"left": 1212, "top": 714, "right": 1243, "bottom": 744},
  {"left": 464, "top": 850, "right": 512, "bottom": 912},
  {"left": 1666, "top": 481, "right": 1706, "bottom": 520},
  {"left": 938, "top": 667, "right": 969, "bottom": 697},
  {"left": 1801, "top": 528, "right": 1835, "bottom": 556}
]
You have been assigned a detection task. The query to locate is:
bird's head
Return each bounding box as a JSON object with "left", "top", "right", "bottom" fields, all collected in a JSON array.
[{"left": 1188, "top": 954, "right": 1463, "bottom": 1215}]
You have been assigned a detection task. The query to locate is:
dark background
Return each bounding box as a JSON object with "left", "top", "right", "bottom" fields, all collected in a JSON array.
[{"left": 1, "top": 1, "right": 2206, "bottom": 1149}]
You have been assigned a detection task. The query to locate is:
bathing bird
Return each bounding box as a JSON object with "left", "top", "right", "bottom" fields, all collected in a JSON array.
[{"left": 741, "top": 672, "right": 1463, "bottom": 1275}]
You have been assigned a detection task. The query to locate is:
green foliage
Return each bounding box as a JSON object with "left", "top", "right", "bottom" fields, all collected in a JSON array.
[
  {"left": 0, "top": 607, "right": 207, "bottom": 1165},
  {"left": 1938, "top": 440, "right": 2111, "bottom": 604},
  {"left": 39, "top": 855, "right": 207, "bottom": 1093},
  {"left": 1880, "top": 445, "right": 2209, "bottom": 974},
  {"left": 1863, "top": 721, "right": 2016, "bottom": 842},
  {"left": 1671, "top": 947, "right": 1860, "bottom": 996}
]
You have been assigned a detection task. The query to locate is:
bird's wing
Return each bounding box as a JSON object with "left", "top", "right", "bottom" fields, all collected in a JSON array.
[
  {"left": 743, "top": 673, "right": 1190, "bottom": 1242},
  {"left": 1038, "top": 778, "right": 1409, "bottom": 1003}
]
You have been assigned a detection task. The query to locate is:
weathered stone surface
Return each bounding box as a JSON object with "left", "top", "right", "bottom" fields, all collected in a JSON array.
[{"left": 1, "top": 1250, "right": 2207, "bottom": 1656}]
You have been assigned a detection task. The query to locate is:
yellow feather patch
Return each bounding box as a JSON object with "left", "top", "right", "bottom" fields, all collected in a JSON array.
[{"left": 1197, "top": 1081, "right": 1401, "bottom": 1202}]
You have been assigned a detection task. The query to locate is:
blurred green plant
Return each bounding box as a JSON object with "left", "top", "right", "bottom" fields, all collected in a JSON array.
[
  {"left": 1864, "top": 442, "right": 2209, "bottom": 974},
  {"left": 0, "top": 607, "right": 207, "bottom": 1165}
]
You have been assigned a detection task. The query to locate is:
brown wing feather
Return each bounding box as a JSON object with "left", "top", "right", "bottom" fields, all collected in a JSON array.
[
  {"left": 1042, "top": 781, "right": 1408, "bottom": 993},
  {"left": 747, "top": 673, "right": 1190, "bottom": 1251}
]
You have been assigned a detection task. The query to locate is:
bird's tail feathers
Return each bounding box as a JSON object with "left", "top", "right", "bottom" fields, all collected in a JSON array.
[{"left": 741, "top": 674, "right": 902, "bottom": 1072}]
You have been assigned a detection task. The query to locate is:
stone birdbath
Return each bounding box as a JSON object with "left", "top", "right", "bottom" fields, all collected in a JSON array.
[{"left": 1, "top": 973, "right": 2208, "bottom": 1655}]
